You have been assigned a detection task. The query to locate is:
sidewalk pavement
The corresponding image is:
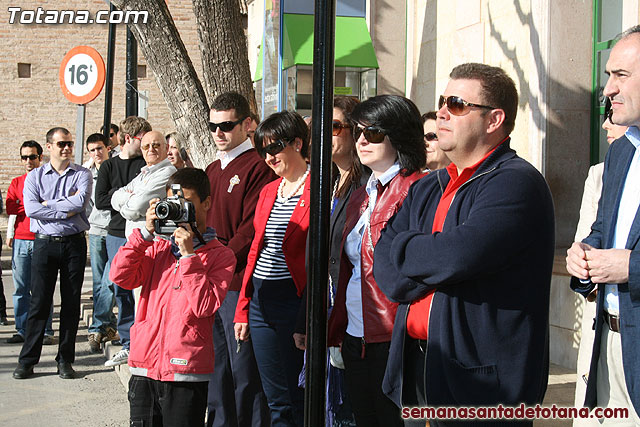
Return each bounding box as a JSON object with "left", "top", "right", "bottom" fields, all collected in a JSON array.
[{"left": 0, "top": 247, "right": 578, "bottom": 426}]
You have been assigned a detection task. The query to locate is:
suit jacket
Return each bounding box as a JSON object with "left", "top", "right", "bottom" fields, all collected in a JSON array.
[
  {"left": 571, "top": 134, "right": 640, "bottom": 415},
  {"left": 234, "top": 174, "right": 311, "bottom": 323}
]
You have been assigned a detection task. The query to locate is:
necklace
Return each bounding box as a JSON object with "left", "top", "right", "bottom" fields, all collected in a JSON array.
[{"left": 278, "top": 164, "right": 310, "bottom": 202}]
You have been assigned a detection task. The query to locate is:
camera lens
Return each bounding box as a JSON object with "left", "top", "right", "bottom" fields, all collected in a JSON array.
[{"left": 155, "top": 201, "right": 182, "bottom": 220}]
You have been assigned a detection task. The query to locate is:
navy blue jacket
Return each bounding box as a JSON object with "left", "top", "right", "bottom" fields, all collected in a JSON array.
[
  {"left": 571, "top": 134, "right": 640, "bottom": 416},
  {"left": 374, "top": 140, "right": 555, "bottom": 407}
]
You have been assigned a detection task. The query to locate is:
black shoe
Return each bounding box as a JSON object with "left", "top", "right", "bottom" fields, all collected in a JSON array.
[
  {"left": 57, "top": 362, "right": 76, "bottom": 379},
  {"left": 7, "top": 334, "right": 25, "bottom": 344},
  {"left": 0, "top": 316, "right": 8, "bottom": 326},
  {"left": 13, "top": 364, "right": 34, "bottom": 379}
]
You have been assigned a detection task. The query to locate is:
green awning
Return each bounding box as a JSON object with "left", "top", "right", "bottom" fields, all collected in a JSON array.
[{"left": 254, "top": 14, "right": 378, "bottom": 81}]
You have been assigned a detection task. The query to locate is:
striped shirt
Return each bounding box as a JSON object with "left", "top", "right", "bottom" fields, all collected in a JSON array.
[{"left": 253, "top": 195, "right": 301, "bottom": 280}]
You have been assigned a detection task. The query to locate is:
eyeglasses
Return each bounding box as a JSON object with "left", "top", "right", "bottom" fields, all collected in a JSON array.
[
  {"left": 352, "top": 125, "right": 386, "bottom": 143},
  {"left": 208, "top": 118, "right": 244, "bottom": 133},
  {"left": 53, "top": 140, "right": 74, "bottom": 149},
  {"left": 141, "top": 142, "right": 163, "bottom": 151},
  {"left": 259, "top": 140, "right": 289, "bottom": 159},
  {"left": 21, "top": 154, "right": 39, "bottom": 161},
  {"left": 109, "top": 132, "right": 115, "bottom": 137},
  {"left": 332, "top": 120, "right": 351, "bottom": 136},
  {"left": 438, "top": 95, "right": 495, "bottom": 116},
  {"left": 424, "top": 132, "right": 437, "bottom": 142}
]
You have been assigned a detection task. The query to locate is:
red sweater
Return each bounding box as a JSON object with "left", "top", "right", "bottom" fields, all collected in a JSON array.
[
  {"left": 6, "top": 173, "right": 35, "bottom": 240},
  {"left": 206, "top": 149, "right": 277, "bottom": 291}
]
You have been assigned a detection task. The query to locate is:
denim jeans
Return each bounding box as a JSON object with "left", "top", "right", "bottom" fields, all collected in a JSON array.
[
  {"left": 12, "top": 239, "right": 53, "bottom": 337},
  {"left": 88, "top": 234, "right": 116, "bottom": 334},
  {"left": 106, "top": 234, "right": 134, "bottom": 350}
]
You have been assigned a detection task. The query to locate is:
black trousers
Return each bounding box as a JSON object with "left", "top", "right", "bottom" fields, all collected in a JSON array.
[
  {"left": 0, "top": 263, "right": 6, "bottom": 318},
  {"left": 342, "top": 333, "right": 403, "bottom": 427},
  {"left": 207, "top": 290, "right": 269, "bottom": 427},
  {"left": 18, "top": 234, "right": 86, "bottom": 366},
  {"left": 129, "top": 375, "right": 208, "bottom": 427}
]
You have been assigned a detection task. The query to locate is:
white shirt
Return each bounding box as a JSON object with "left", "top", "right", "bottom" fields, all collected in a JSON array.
[
  {"left": 344, "top": 163, "right": 400, "bottom": 337},
  {"left": 219, "top": 139, "right": 253, "bottom": 170},
  {"left": 604, "top": 126, "right": 640, "bottom": 315}
]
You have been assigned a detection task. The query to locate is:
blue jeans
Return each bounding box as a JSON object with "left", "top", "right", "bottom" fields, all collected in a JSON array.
[
  {"left": 249, "top": 277, "right": 304, "bottom": 427},
  {"left": 88, "top": 234, "right": 116, "bottom": 334},
  {"left": 12, "top": 239, "right": 53, "bottom": 337},
  {"left": 106, "top": 234, "right": 134, "bottom": 350}
]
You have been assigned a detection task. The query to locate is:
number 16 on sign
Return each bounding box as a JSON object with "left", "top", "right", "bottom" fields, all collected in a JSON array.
[{"left": 59, "top": 46, "right": 106, "bottom": 164}]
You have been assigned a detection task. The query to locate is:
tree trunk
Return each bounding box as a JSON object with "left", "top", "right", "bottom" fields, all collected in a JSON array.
[
  {"left": 192, "top": 0, "right": 257, "bottom": 113},
  {"left": 109, "top": 0, "right": 216, "bottom": 169}
]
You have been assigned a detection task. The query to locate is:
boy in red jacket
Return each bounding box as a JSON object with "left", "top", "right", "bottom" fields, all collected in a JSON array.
[{"left": 110, "top": 168, "right": 236, "bottom": 426}]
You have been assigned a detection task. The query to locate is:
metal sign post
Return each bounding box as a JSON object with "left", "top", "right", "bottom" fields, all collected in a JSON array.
[{"left": 59, "top": 45, "right": 106, "bottom": 164}]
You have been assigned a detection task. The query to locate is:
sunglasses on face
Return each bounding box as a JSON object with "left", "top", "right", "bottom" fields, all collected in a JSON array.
[
  {"left": 332, "top": 120, "right": 351, "bottom": 136},
  {"left": 208, "top": 118, "right": 244, "bottom": 133},
  {"left": 352, "top": 125, "right": 386, "bottom": 143},
  {"left": 53, "top": 140, "right": 74, "bottom": 149},
  {"left": 259, "top": 140, "right": 289, "bottom": 159},
  {"left": 424, "top": 132, "right": 437, "bottom": 142},
  {"left": 438, "top": 95, "right": 495, "bottom": 116},
  {"left": 21, "top": 154, "right": 39, "bottom": 161},
  {"left": 109, "top": 132, "right": 115, "bottom": 137},
  {"left": 142, "top": 142, "right": 163, "bottom": 151}
]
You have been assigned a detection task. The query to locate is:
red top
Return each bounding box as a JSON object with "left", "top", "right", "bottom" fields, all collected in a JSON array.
[
  {"left": 406, "top": 140, "right": 505, "bottom": 339},
  {"left": 6, "top": 173, "right": 35, "bottom": 240}
]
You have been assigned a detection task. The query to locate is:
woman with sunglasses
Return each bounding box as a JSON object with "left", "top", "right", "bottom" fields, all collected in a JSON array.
[
  {"left": 327, "top": 95, "right": 426, "bottom": 426},
  {"left": 234, "top": 110, "right": 310, "bottom": 427},
  {"left": 422, "top": 111, "right": 451, "bottom": 171}
]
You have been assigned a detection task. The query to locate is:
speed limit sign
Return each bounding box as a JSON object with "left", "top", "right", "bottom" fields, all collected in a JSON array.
[{"left": 59, "top": 46, "right": 106, "bottom": 104}]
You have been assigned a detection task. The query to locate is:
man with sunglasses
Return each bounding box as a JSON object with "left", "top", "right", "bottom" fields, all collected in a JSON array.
[
  {"left": 13, "top": 127, "right": 92, "bottom": 380},
  {"left": 6, "top": 140, "right": 55, "bottom": 346},
  {"left": 101, "top": 123, "right": 120, "bottom": 157},
  {"left": 96, "top": 116, "right": 150, "bottom": 368},
  {"left": 205, "top": 91, "right": 273, "bottom": 427},
  {"left": 567, "top": 26, "right": 640, "bottom": 423},
  {"left": 374, "top": 63, "right": 555, "bottom": 423}
]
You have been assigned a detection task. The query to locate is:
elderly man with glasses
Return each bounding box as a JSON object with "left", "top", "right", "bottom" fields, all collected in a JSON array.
[
  {"left": 374, "top": 63, "right": 555, "bottom": 426},
  {"left": 13, "top": 127, "right": 92, "bottom": 380}
]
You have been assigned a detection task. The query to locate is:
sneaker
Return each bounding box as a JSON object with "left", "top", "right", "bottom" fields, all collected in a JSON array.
[
  {"left": 101, "top": 327, "right": 119, "bottom": 343},
  {"left": 7, "top": 334, "right": 25, "bottom": 344},
  {"left": 105, "top": 348, "right": 129, "bottom": 367},
  {"left": 0, "top": 316, "right": 9, "bottom": 326},
  {"left": 88, "top": 333, "right": 102, "bottom": 353},
  {"left": 42, "top": 335, "right": 54, "bottom": 345}
]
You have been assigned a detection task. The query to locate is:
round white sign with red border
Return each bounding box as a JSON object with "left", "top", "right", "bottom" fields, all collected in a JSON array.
[{"left": 59, "top": 46, "right": 106, "bottom": 104}]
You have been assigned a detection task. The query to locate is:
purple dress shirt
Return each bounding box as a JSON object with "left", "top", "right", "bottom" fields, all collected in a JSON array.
[{"left": 23, "top": 162, "right": 92, "bottom": 236}]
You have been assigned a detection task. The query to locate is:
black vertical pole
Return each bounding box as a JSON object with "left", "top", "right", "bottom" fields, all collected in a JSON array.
[
  {"left": 305, "top": 0, "right": 336, "bottom": 425},
  {"left": 102, "top": 2, "right": 117, "bottom": 142},
  {"left": 126, "top": 26, "right": 138, "bottom": 117}
]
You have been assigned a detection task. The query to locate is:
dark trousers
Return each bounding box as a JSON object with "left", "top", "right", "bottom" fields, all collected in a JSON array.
[
  {"left": 106, "top": 234, "right": 134, "bottom": 350},
  {"left": 128, "top": 375, "right": 208, "bottom": 427},
  {"left": 249, "top": 277, "right": 304, "bottom": 427},
  {"left": 207, "top": 290, "right": 269, "bottom": 427},
  {"left": 342, "top": 333, "right": 403, "bottom": 427},
  {"left": 18, "top": 234, "right": 87, "bottom": 366},
  {"left": 0, "top": 263, "right": 6, "bottom": 318}
]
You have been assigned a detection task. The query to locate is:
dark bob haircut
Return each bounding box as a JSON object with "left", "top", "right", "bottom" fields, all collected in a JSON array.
[
  {"left": 254, "top": 110, "right": 310, "bottom": 159},
  {"left": 350, "top": 95, "right": 426, "bottom": 175}
]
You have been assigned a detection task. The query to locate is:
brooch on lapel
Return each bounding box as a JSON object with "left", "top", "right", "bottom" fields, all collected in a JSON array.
[{"left": 228, "top": 175, "right": 240, "bottom": 193}]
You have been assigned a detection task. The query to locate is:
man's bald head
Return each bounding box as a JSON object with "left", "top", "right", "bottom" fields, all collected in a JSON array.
[{"left": 141, "top": 131, "right": 168, "bottom": 166}]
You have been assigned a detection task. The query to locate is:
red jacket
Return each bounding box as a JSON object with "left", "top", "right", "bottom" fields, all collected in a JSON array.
[
  {"left": 328, "top": 170, "right": 426, "bottom": 345},
  {"left": 6, "top": 173, "right": 35, "bottom": 240},
  {"left": 110, "top": 229, "right": 236, "bottom": 381},
  {"left": 234, "top": 175, "right": 311, "bottom": 323}
]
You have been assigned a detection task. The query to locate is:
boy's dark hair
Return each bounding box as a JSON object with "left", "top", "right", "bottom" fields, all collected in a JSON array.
[
  {"left": 21, "top": 140, "right": 43, "bottom": 156},
  {"left": 421, "top": 111, "right": 437, "bottom": 123},
  {"left": 100, "top": 123, "right": 119, "bottom": 134},
  {"left": 350, "top": 95, "right": 426, "bottom": 176},
  {"left": 166, "top": 168, "right": 210, "bottom": 202},
  {"left": 86, "top": 133, "right": 108, "bottom": 147},
  {"left": 210, "top": 92, "right": 251, "bottom": 121}
]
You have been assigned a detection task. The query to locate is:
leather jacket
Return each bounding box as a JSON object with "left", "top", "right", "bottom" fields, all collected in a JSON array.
[{"left": 327, "top": 170, "right": 426, "bottom": 345}]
